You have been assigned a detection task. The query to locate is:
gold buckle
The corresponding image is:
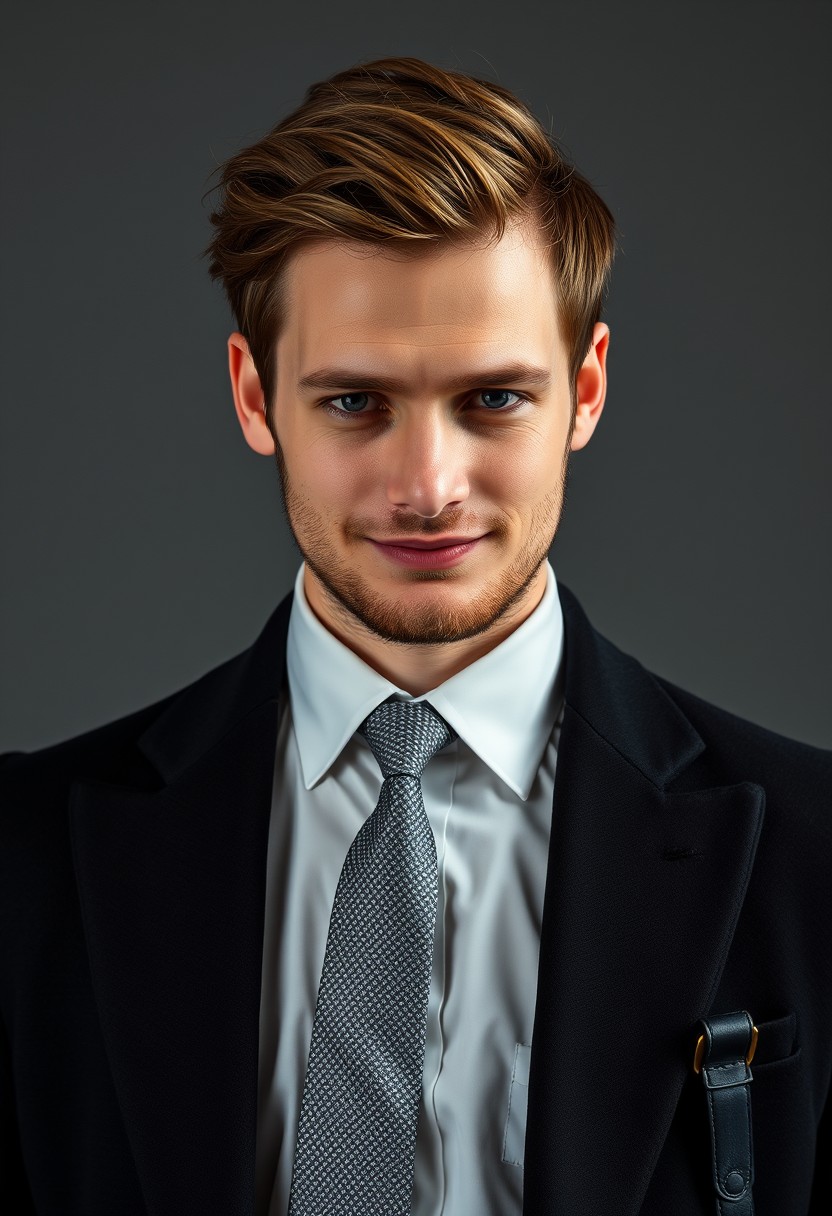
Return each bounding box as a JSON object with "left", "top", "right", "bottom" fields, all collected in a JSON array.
[{"left": 693, "top": 1024, "right": 758, "bottom": 1074}]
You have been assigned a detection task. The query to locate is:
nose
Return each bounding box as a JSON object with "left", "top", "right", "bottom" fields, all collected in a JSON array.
[{"left": 384, "top": 408, "right": 470, "bottom": 518}]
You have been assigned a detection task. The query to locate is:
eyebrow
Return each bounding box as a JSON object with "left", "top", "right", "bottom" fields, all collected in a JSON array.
[{"left": 297, "top": 362, "right": 552, "bottom": 395}]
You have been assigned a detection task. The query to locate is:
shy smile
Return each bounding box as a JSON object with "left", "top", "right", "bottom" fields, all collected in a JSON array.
[{"left": 369, "top": 537, "right": 485, "bottom": 569}]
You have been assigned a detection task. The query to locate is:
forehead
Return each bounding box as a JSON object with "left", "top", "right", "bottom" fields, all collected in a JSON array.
[{"left": 276, "top": 220, "right": 562, "bottom": 385}]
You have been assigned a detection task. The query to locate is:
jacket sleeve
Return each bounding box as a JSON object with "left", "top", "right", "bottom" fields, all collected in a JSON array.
[
  {"left": 809, "top": 1078, "right": 831, "bottom": 1213},
  {"left": 1, "top": 752, "right": 37, "bottom": 1212},
  {"left": 0, "top": 1013, "right": 36, "bottom": 1214}
]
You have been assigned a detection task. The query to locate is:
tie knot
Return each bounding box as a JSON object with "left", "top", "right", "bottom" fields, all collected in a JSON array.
[{"left": 358, "top": 697, "right": 456, "bottom": 779}]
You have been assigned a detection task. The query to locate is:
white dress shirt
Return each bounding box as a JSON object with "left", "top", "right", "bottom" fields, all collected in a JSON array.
[{"left": 255, "top": 560, "right": 565, "bottom": 1215}]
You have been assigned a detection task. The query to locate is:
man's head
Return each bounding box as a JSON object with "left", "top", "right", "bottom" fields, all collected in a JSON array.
[{"left": 204, "top": 57, "right": 615, "bottom": 676}]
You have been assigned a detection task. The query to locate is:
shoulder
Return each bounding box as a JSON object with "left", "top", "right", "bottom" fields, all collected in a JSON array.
[
  {"left": 559, "top": 579, "right": 831, "bottom": 813},
  {"left": 0, "top": 694, "right": 178, "bottom": 917},
  {"left": 0, "top": 619, "right": 275, "bottom": 804},
  {"left": 654, "top": 672, "right": 832, "bottom": 797},
  {"left": 0, "top": 691, "right": 177, "bottom": 809},
  {"left": 0, "top": 594, "right": 293, "bottom": 833},
  {"left": 652, "top": 673, "right": 832, "bottom": 881}
]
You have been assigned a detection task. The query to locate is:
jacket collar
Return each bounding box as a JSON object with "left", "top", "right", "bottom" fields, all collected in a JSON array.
[
  {"left": 70, "top": 582, "right": 764, "bottom": 1216},
  {"left": 134, "top": 581, "right": 703, "bottom": 793},
  {"left": 557, "top": 583, "right": 705, "bottom": 786},
  {"left": 135, "top": 591, "right": 293, "bottom": 784}
]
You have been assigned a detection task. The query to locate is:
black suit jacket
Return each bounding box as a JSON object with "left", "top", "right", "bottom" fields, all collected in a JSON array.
[{"left": 1, "top": 583, "right": 830, "bottom": 1215}]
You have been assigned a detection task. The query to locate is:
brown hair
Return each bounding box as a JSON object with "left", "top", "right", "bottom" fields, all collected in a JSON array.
[{"left": 203, "top": 56, "right": 616, "bottom": 422}]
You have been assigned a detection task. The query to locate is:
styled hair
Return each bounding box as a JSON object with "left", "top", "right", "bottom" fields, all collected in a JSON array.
[{"left": 203, "top": 56, "right": 616, "bottom": 421}]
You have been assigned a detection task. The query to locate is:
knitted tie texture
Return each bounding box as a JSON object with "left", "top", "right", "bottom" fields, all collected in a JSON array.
[{"left": 288, "top": 696, "right": 456, "bottom": 1216}]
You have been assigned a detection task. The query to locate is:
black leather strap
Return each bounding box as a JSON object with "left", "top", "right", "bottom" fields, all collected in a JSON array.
[{"left": 696, "top": 1010, "right": 755, "bottom": 1215}]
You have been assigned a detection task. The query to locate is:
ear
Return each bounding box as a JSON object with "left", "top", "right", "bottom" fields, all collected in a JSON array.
[
  {"left": 570, "top": 322, "right": 610, "bottom": 452},
  {"left": 227, "top": 332, "right": 276, "bottom": 455}
]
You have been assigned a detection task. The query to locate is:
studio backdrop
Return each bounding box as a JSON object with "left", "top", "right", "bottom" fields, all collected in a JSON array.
[{"left": 1, "top": 0, "right": 830, "bottom": 750}]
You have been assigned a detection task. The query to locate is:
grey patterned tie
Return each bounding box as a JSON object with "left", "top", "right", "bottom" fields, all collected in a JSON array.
[{"left": 288, "top": 695, "right": 457, "bottom": 1215}]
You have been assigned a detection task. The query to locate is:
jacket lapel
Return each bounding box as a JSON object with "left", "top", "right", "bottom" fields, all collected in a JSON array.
[
  {"left": 523, "top": 585, "right": 765, "bottom": 1215},
  {"left": 70, "top": 595, "right": 293, "bottom": 1216}
]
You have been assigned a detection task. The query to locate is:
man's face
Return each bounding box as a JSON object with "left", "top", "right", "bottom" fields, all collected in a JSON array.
[{"left": 258, "top": 218, "right": 607, "bottom": 648}]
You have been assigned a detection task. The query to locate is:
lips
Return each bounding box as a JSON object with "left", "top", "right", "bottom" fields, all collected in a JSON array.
[
  {"left": 368, "top": 535, "right": 484, "bottom": 570},
  {"left": 371, "top": 536, "right": 484, "bottom": 550}
]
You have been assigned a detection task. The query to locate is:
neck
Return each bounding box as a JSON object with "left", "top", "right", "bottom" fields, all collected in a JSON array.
[{"left": 303, "top": 566, "right": 547, "bottom": 696}]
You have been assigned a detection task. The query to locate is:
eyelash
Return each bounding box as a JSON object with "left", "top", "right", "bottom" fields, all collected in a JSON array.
[{"left": 320, "top": 390, "right": 530, "bottom": 421}]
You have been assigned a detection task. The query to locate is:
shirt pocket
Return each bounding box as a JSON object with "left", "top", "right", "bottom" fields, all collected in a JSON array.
[{"left": 502, "top": 1042, "right": 531, "bottom": 1167}]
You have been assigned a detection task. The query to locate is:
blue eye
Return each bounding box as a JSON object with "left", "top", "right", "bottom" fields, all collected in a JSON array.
[
  {"left": 331, "top": 393, "right": 372, "bottom": 413},
  {"left": 322, "top": 389, "right": 527, "bottom": 420},
  {"left": 478, "top": 390, "right": 522, "bottom": 410}
]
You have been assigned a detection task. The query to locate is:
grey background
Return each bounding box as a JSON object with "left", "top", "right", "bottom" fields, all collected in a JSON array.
[{"left": 2, "top": 0, "right": 830, "bottom": 751}]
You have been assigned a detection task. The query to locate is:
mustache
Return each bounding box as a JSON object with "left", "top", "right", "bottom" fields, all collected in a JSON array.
[{"left": 347, "top": 514, "right": 505, "bottom": 540}]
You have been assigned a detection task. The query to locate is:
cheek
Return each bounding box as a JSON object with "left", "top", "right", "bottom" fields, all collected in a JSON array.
[
  {"left": 305, "top": 444, "right": 371, "bottom": 510},
  {"left": 476, "top": 431, "right": 562, "bottom": 502}
]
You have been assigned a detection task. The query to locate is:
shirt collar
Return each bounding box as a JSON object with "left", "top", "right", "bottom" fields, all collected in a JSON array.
[{"left": 286, "top": 560, "right": 565, "bottom": 801}]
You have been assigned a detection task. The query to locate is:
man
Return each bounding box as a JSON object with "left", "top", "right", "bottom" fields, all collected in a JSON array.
[{"left": 1, "top": 55, "right": 829, "bottom": 1216}]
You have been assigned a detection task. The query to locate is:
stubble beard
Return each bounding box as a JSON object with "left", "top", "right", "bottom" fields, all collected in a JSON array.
[{"left": 272, "top": 439, "right": 571, "bottom": 647}]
